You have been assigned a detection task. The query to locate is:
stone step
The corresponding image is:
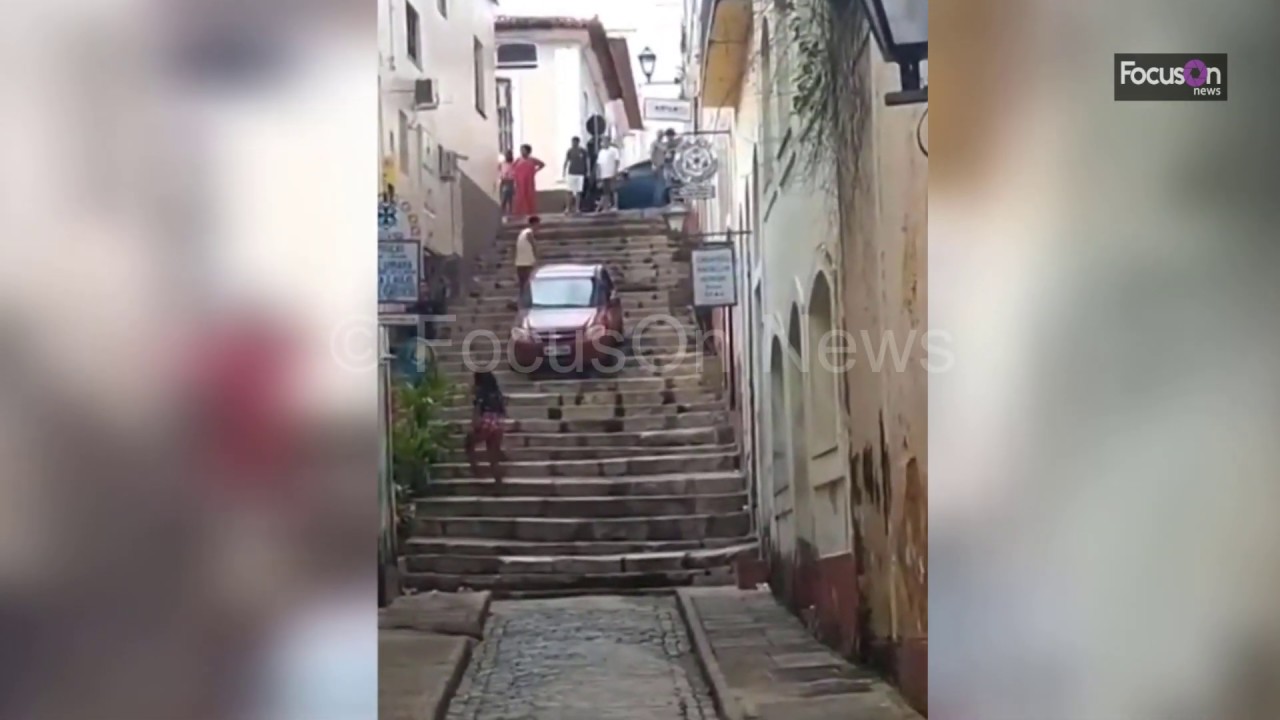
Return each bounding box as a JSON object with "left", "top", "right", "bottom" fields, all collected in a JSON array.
[
  {"left": 447, "top": 387, "right": 721, "bottom": 408},
  {"left": 440, "top": 410, "right": 731, "bottom": 435},
  {"left": 434, "top": 352, "right": 707, "bottom": 377},
  {"left": 489, "top": 237, "right": 676, "bottom": 251},
  {"left": 438, "top": 443, "right": 734, "bottom": 463},
  {"left": 431, "top": 335, "right": 701, "bottom": 360},
  {"left": 472, "top": 263, "right": 688, "bottom": 276},
  {"left": 467, "top": 278, "right": 686, "bottom": 294},
  {"left": 484, "top": 248, "right": 679, "bottom": 263},
  {"left": 497, "top": 219, "right": 666, "bottom": 233},
  {"left": 421, "top": 471, "right": 745, "bottom": 498},
  {"left": 487, "top": 427, "right": 726, "bottom": 449},
  {"left": 440, "top": 400, "right": 723, "bottom": 421},
  {"left": 461, "top": 300, "right": 674, "bottom": 316},
  {"left": 433, "top": 328, "right": 697, "bottom": 344},
  {"left": 401, "top": 569, "right": 710, "bottom": 595},
  {"left": 416, "top": 492, "right": 747, "bottom": 519},
  {"left": 434, "top": 318, "right": 697, "bottom": 337},
  {"left": 437, "top": 363, "right": 711, "bottom": 385},
  {"left": 440, "top": 308, "right": 701, "bottom": 327},
  {"left": 464, "top": 292, "right": 677, "bottom": 313},
  {"left": 491, "top": 368, "right": 711, "bottom": 392},
  {"left": 403, "top": 536, "right": 753, "bottom": 557},
  {"left": 482, "top": 255, "right": 685, "bottom": 269},
  {"left": 414, "top": 511, "right": 752, "bottom": 542},
  {"left": 461, "top": 386, "right": 720, "bottom": 405},
  {"left": 496, "top": 226, "right": 668, "bottom": 241},
  {"left": 403, "top": 542, "right": 757, "bottom": 575},
  {"left": 476, "top": 255, "right": 687, "bottom": 269},
  {"left": 430, "top": 450, "right": 737, "bottom": 479},
  {"left": 442, "top": 375, "right": 714, "bottom": 395}
]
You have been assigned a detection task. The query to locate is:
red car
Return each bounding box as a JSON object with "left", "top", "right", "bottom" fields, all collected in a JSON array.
[{"left": 510, "top": 263, "right": 624, "bottom": 372}]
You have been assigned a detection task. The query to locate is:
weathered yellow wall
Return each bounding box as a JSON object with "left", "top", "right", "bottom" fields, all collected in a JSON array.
[{"left": 838, "top": 47, "right": 929, "bottom": 666}]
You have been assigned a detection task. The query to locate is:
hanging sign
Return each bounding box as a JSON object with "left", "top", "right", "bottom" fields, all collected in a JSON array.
[
  {"left": 672, "top": 184, "right": 715, "bottom": 200},
  {"left": 691, "top": 244, "right": 737, "bottom": 307},
  {"left": 643, "top": 98, "right": 694, "bottom": 123},
  {"left": 379, "top": 241, "right": 421, "bottom": 303}
]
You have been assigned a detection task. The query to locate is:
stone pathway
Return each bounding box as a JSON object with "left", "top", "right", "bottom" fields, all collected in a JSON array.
[
  {"left": 378, "top": 592, "right": 494, "bottom": 720},
  {"left": 446, "top": 596, "right": 716, "bottom": 720},
  {"left": 677, "top": 587, "right": 922, "bottom": 720}
]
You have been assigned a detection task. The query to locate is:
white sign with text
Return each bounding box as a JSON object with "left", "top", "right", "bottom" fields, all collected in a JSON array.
[
  {"left": 643, "top": 97, "right": 694, "bottom": 123},
  {"left": 379, "top": 241, "right": 421, "bottom": 303},
  {"left": 691, "top": 245, "right": 737, "bottom": 307}
]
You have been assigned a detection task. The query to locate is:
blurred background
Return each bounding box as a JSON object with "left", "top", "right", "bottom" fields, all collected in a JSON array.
[
  {"left": 931, "top": 0, "right": 1280, "bottom": 717},
  {"left": 2, "top": 0, "right": 1279, "bottom": 717},
  {"left": 0, "top": 0, "right": 375, "bottom": 717}
]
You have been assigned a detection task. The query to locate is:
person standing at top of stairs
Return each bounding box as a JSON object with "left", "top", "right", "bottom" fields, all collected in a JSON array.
[
  {"left": 562, "top": 137, "right": 589, "bottom": 215},
  {"left": 510, "top": 144, "right": 545, "bottom": 218},
  {"left": 514, "top": 216, "right": 540, "bottom": 299}
]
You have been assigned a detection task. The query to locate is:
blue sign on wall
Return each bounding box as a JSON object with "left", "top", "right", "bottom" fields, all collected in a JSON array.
[{"left": 379, "top": 241, "right": 420, "bottom": 303}]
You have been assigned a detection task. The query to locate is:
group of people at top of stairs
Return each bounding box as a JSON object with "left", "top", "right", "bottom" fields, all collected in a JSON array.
[{"left": 496, "top": 129, "right": 682, "bottom": 218}]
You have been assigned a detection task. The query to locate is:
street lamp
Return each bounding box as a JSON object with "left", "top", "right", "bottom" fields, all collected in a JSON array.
[
  {"left": 860, "top": 0, "right": 928, "bottom": 106},
  {"left": 662, "top": 201, "right": 688, "bottom": 234},
  {"left": 638, "top": 46, "right": 656, "bottom": 83}
]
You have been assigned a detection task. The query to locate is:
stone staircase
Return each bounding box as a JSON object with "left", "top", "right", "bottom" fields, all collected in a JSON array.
[{"left": 403, "top": 212, "right": 755, "bottom": 597}]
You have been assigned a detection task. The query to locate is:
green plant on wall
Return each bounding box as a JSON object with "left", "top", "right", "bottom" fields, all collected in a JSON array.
[
  {"left": 391, "top": 369, "right": 459, "bottom": 542},
  {"left": 785, "top": 0, "right": 873, "bottom": 193}
]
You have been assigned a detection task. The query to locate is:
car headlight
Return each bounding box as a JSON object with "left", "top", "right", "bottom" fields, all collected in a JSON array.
[
  {"left": 586, "top": 323, "right": 606, "bottom": 340},
  {"left": 512, "top": 327, "right": 533, "bottom": 341}
]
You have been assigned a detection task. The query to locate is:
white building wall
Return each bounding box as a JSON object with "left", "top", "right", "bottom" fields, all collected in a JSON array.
[
  {"left": 495, "top": 43, "right": 559, "bottom": 163},
  {"left": 433, "top": 0, "right": 499, "bottom": 213},
  {"left": 378, "top": 0, "right": 498, "bottom": 257},
  {"left": 497, "top": 30, "right": 629, "bottom": 192},
  {"left": 553, "top": 45, "right": 584, "bottom": 188}
]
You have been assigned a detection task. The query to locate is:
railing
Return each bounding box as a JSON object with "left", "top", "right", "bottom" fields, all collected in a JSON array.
[{"left": 377, "top": 325, "right": 399, "bottom": 606}]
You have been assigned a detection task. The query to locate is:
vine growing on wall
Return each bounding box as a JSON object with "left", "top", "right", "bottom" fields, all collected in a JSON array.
[{"left": 785, "top": 0, "right": 874, "bottom": 197}]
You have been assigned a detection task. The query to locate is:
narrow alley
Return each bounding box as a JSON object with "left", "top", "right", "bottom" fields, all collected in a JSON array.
[
  {"left": 381, "top": 213, "right": 922, "bottom": 720},
  {"left": 378, "top": 0, "right": 928, "bottom": 716},
  {"left": 447, "top": 596, "right": 715, "bottom": 720}
]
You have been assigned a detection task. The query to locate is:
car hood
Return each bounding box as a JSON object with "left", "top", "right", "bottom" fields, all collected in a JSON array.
[{"left": 519, "top": 307, "right": 596, "bottom": 332}]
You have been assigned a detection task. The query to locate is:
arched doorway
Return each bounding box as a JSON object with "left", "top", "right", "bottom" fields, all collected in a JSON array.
[
  {"left": 806, "top": 272, "right": 849, "bottom": 555},
  {"left": 785, "top": 304, "right": 813, "bottom": 570},
  {"left": 767, "top": 338, "right": 790, "bottom": 564}
]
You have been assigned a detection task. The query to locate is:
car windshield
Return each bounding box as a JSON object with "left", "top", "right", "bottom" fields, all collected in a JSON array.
[{"left": 528, "top": 277, "right": 596, "bottom": 308}]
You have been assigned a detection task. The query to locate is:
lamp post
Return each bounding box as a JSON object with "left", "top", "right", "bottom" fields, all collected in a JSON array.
[
  {"left": 638, "top": 46, "right": 656, "bottom": 84},
  {"left": 860, "top": 0, "right": 928, "bottom": 106},
  {"left": 662, "top": 201, "right": 689, "bottom": 235}
]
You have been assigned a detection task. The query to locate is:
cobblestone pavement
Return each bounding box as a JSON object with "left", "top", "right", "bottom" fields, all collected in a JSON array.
[{"left": 446, "top": 595, "right": 717, "bottom": 720}]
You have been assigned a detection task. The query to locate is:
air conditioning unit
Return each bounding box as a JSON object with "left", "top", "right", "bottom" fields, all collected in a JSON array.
[
  {"left": 439, "top": 149, "right": 458, "bottom": 180},
  {"left": 413, "top": 79, "right": 439, "bottom": 110}
]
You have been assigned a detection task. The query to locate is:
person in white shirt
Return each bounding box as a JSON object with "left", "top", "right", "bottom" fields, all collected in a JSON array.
[
  {"left": 514, "top": 215, "right": 540, "bottom": 299},
  {"left": 595, "top": 139, "right": 621, "bottom": 211}
]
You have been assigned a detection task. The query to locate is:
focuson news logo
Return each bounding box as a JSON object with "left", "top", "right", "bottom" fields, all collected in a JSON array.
[{"left": 1115, "top": 53, "right": 1228, "bottom": 101}]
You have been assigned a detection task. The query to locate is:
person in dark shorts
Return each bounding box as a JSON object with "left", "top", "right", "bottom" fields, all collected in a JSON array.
[
  {"left": 464, "top": 371, "right": 507, "bottom": 482},
  {"left": 498, "top": 150, "right": 516, "bottom": 215},
  {"left": 562, "top": 137, "right": 589, "bottom": 214}
]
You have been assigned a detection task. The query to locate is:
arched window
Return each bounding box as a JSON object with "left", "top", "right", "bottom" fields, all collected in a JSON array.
[{"left": 496, "top": 43, "right": 538, "bottom": 68}]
